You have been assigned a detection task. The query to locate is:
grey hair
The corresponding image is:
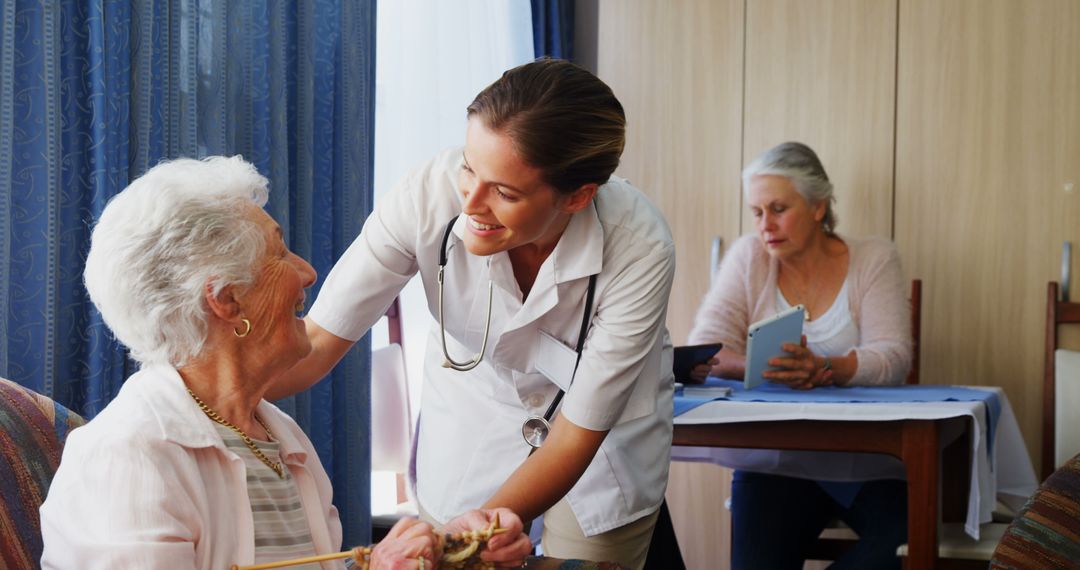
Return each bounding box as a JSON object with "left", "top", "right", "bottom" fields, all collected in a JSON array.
[
  {"left": 742, "top": 141, "right": 837, "bottom": 234},
  {"left": 84, "top": 156, "right": 270, "bottom": 367}
]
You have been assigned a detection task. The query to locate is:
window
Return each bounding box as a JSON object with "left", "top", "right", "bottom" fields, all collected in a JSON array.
[{"left": 369, "top": 0, "right": 533, "bottom": 517}]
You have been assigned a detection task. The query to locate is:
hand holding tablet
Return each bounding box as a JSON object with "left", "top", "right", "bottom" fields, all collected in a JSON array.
[
  {"left": 673, "top": 343, "right": 723, "bottom": 383},
  {"left": 744, "top": 305, "right": 805, "bottom": 389}
]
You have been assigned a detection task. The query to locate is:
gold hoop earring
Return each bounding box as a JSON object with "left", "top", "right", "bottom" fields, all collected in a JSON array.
[{"left": 234, "top": 318, "right": 252, "bottom": 338}]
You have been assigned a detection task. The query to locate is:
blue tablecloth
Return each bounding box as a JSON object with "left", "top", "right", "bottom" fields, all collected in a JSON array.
[{"left": 675, "top": 378, "right": 1002, "bottom": 456}]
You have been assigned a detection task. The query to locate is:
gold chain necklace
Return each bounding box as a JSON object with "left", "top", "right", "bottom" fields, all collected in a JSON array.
[{"left": 186, "top": 388, "right": 285, "bottom": 479}]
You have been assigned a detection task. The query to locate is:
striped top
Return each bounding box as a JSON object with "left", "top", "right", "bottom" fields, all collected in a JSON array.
[{"left": 213, "top": 422, "right": 321, "bottom": 569}]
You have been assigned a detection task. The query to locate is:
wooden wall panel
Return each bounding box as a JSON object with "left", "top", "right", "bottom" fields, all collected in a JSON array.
[
  {"left": 742, "top": 0, "right": 898, "bottom": 239},
  {"left": 595, "top": 1, "right": 1080, "bottom": 566},
  {"left": 597, "top": 2, "right": 744, "bottom": 568},
  {"left": 894, "top": 0, "right": 1080, "bottom": 468},
  {"left": 597, "top": 0, "right": 745, "bottom": 346}
]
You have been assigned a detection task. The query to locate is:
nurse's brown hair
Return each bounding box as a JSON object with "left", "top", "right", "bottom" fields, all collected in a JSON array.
[{"left": 467, "top": 57, "right": 625, "bottom": 194}]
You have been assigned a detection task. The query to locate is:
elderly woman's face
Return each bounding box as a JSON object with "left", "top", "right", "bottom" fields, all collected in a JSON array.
[
  {"left": 236, "top": 206, "right": 317, "bottom": 366},
  {"left": 748, "top": 174, "right": 826, "bottom": 260}
]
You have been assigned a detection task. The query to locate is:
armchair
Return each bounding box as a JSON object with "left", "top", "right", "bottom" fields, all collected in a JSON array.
[{"left": 0, "top": 378, "right": 85, "bottom": 569}]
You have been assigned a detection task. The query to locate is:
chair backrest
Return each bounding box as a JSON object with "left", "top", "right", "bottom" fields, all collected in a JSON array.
[
  {"left": 906, "top": 279, "right": 922, "bottom": 385},
  {"left": 370, "top": 297, "right": 413, "bottom": 506},
  {"left": 0, "top": 378, "right": 85, "bottom": 569},
  {"left": 1043, "top": 282, "right": 1080, "bottom": 480},
  {"left": 371, "top": 343, "right": 412, "bottom": 472}
]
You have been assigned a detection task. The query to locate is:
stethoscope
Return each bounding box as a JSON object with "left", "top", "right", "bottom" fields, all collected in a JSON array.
[
  {"left": 436, "top": 216, "right": 597, "bottom": 450},
  {"left": 437, "top": 217, "right": 492, "bottom": 372}
]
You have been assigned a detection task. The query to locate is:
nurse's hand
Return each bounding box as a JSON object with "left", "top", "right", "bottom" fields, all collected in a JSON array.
[
  {"left": 443, "top": 508, "right": 532, "bottom": 568},
  {"left": 368, "top": 517, "right": 440, "bottom": 570}
]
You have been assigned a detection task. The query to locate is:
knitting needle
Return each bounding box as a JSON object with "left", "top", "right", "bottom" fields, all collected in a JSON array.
[
  {"left": 231, "top": 518, "right": 508, "bottom": 570},
  {"left": 231, "top": 547, "right": 368, "bottom": 570}
]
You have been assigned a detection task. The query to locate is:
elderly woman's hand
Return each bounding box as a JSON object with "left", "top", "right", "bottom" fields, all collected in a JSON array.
[
  {"left": 368, "top": 518, "right": 439, "bottom": 570},
  {"left": 687, "top": 358, "right": 719, "bottom": 384},
  {"left": 762, "top": 336, "right": 834, "bottom": 390},
  {"left": 442, "top": 508, "right": 532, "bottom": 568}
]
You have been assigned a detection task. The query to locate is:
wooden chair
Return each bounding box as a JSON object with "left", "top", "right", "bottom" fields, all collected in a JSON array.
[
  {"left": 1042, "top": 281, "right": 1080, "bottom": 480},
  {"left": 893, "top": 281, "right": 1080, "bottom": 568},
  {"left": 906, "top": 279, "right": 922, "bottom": 385},
  {"left": 370, "top": 297, "right": 416, "bottom": 541},
  {"left": 983, "top": 280, "right": 1080, "bottom": 567}
]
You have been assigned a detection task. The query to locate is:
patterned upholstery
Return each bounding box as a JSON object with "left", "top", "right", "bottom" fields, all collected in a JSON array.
[
  {"left": 990, "top": 453, "right": 1080, "bottom": 568},
  {"left": 0, "top": 378, "right": 85, "bottom": 570}
]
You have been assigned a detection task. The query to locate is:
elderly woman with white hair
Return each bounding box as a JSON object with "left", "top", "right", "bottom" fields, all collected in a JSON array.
[
  {"left": 39, "top": 156, "right": 529, "bottom": 569},
  {"left": 687, "top": 142, "right": 912, "bottom": 569}
]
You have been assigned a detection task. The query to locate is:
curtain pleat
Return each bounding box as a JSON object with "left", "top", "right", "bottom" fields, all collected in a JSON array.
[
  {"left": 0, "top": 0, "right": 14, "bottom": 385},
  {"left": 1, "top": 0, "right": 374, "bottom": 547},
  {"left": 530, "top": 0, "right": 574, "bottom": 59}
]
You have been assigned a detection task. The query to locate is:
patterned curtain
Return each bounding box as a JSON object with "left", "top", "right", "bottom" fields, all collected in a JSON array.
[{"left": 0, "top": 0, "right": 374, "bottom": 546}]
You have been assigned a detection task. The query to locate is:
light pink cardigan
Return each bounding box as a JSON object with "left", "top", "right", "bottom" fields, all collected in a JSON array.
[{"left": 688, "top": 234, "right": 912, "bottom": 386}]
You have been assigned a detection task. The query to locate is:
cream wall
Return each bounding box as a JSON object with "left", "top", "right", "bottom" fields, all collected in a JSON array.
[{"left": 596, "top": 1, "right": 1080, "bottom": 567}]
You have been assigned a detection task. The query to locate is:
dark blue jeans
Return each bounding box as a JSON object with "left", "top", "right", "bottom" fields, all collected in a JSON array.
[{"left": 731, "top": 471, "right": 907, "bottom": 570}]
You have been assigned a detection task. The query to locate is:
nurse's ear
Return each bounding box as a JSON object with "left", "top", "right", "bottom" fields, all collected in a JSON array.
[{"left": 557, "top": 183, "right": 599, "bottom": 214}]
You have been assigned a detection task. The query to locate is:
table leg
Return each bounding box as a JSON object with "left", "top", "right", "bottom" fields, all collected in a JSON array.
[
  {"left": 941, "top": 421, "right": 971, "bottom": 522},
  {"left": 902, "top": 420, "right": 939, "bottom": 569}
]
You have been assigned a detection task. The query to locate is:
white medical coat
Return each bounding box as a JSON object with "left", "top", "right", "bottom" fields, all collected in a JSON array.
[{"left": 310, "top": 148, "right": 675, "bottom": 536}]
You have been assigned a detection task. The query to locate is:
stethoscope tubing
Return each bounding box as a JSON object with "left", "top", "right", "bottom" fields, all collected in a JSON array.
[{"left": 436, "top": 215, "right": 597, "bottom": 449}]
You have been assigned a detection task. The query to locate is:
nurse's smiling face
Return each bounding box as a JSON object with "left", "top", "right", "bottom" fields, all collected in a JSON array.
[{"left": 458, "top": 118, "right": 590, "bottom": 258}]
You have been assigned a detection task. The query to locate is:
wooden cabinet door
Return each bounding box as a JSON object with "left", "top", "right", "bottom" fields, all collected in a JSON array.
[
  {"left": 894, "top": 0, "right": 1080, "bottom": 466},
  {"left": 742, "top": 0, "right": 898, "bottom": 240},
  {"left": 597, "top": 0, "right": 746, "bottom": 347},
  {"left": 598, "top": 2, "right": 745, "bottom": 568}
]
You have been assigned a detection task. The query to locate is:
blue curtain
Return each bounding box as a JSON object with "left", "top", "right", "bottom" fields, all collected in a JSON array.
[
  {"left": 530, "top": 0, "right": 574, "bottom": 59},
  {"left": 0, "top": 0, "right": 374, "bottom": 547}
]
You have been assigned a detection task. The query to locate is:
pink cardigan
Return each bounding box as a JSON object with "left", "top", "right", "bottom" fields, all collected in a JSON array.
[{"left": 688, "top": 234, "right": 912, "bottom": 386}]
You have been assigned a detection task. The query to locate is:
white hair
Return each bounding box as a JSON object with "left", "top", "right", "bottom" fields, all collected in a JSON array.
[
  {"left": 84, "top": 156, "right": 270, "bottom": 367},
  {"left": 742, "top": 141, "right": 837, "bottom": 234}
]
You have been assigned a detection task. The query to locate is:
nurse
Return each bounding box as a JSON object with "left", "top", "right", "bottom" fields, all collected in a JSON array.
[{"left": 276, "top": 58, "right": 675, "bottom": 569}]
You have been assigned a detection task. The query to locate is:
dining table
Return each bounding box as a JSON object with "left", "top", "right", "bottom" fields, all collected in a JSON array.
[{"left": 670, "top": 382, "right": 1038, "bottom": 568}]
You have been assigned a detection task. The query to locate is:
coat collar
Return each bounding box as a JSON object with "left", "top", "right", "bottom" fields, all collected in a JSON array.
[{"left": 132, "top": 364, "right": 310, "bottom": 465}]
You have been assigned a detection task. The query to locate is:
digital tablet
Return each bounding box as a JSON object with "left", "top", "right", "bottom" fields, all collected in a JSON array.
[
  {"left": 744, "top": 305, "right": 805, "bottom": 389},
  {"left": 673, "top": 343, "right": 723, "bottom": 383}
]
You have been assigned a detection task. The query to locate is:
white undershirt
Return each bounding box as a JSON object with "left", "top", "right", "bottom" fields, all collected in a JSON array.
[{"left": 777, "top": 278, "right": 860, "bottom": 357}]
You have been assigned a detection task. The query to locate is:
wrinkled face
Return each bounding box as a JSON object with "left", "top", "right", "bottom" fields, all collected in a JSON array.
[
  {"left": 236, "top": 205, "right": 317, "bottom": 366},
  {"left": 457, "top": 118, "right": 572, "bottom": 257},
  {"left": 747, "top": 174, "right": 825, "bottom": 260}
]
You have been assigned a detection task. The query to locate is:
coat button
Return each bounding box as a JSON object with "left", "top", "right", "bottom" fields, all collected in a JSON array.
[{"left": 527, "top": 393, "right": 545, "bottom": 408}]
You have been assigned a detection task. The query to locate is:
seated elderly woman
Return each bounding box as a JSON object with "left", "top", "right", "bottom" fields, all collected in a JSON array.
[
  {"left": 687, "top": 142, "right": 912, "bottom": 569},
  {"left": 39, "top": 156, "right": 530, "bottom": 569}
]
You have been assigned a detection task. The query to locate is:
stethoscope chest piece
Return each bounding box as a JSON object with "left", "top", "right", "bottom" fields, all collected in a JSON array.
[{"left": 522, "top": 416, "right": 551, "bottom": 449}]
